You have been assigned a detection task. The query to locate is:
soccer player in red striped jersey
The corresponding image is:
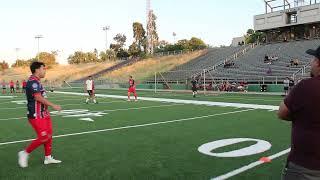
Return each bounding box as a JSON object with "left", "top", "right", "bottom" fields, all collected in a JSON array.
[
  {"left": 128, "top": 75, "right": 137, "bottom": 102},
  {"left": 18, "top": 62, "right": 62, "bottom": 168}
]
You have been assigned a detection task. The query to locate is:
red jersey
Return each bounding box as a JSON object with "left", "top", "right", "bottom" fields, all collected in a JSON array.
[
  {"left": 22, "top": 81, "right": 27, "bottom": 88},
  {"left": 9, "top": 81, "right": 14, "bottom": 87},
  {"left": 129, "top": 79, "right": 135, "bottom": 88}
]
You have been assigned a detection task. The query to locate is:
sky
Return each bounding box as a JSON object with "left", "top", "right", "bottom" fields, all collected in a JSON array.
[{"left": 0, "top": 0, "right": 268, "bottom": 65}]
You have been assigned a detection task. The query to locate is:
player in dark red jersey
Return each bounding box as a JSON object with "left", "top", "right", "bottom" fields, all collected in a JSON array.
[
  {"left": 128, "top": 75, "right": 137, "bottom": 102},
  {"left": 18, "top": 62, "right": 62, "bottom": 168},
  {"left": 22, "top": 80, "right": 27, "bottom": 93},
  {"left": 9, "top": 80, "right": 15, "bottom": 94}
]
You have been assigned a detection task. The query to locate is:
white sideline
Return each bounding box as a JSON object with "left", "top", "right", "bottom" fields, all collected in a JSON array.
[
  {"left": 211, "top": 148, "right": 291, "bottom": 180},
  {"left": 0, "top": 109, "right": 254, "bottom": 146},
  {"left": 54, "top": 91, "right": 280, "bottom": 110}
]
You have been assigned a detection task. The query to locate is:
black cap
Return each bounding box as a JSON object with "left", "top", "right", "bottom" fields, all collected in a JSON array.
[{"left": 306, "top": 46, "right": 320, "bottom": 59}]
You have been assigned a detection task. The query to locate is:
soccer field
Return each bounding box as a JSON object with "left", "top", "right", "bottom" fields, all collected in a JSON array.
[{"left": 0, "top": 89, "right": 291, "bottom": 180}]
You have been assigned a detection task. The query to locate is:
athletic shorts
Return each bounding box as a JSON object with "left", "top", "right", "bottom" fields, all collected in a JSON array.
[
  {"left": 128, "top": 87, "right": 136, "bottom": 93},
  {"left": 192, "top": 87, "right": 197, "bottom": 92},
  {"left": 87, "top": 90, "right": 93, "bottom": 96},
  {"left": 284, "top": 87, "right": 289, "bottom": 91}
]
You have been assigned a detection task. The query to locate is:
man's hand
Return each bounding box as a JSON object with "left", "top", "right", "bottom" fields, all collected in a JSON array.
[{"left": 52, "top": 104, "right": 62, "bottom": 111}]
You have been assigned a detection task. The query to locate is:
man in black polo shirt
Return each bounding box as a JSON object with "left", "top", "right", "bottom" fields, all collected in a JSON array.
[{"left": 278, "top": 46, "right": 320, "bottom": 180}]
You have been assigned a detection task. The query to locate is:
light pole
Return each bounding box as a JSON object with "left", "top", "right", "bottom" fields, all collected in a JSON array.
[
  {"left": 173, "top": 32, "right": 177, "bottom": 44},
  {"left": 35, "top": 35, "right": 44, "bottom": 59},
  {"left": 102, "top": 26, "right": 110, "bottom": 51},
  {"left": 15, "top": 48, "right": 20, "bottom": 60}
]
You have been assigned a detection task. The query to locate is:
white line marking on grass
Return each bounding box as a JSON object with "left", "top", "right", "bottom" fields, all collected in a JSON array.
[
  {"left": 0, "top": 100, "right": 128, "bottom": 110},
  {"left": 0, "top": 96, "right": 16, "bottom": 98},
  {"left": 101, "top": 104, "right": 183, "bottom": 112},
  {"left": 0, "top": 104, "right": 181, "bottom": 121},
  {"left": 79, "top": 118, "right": 94, "bottom": 122},
  {"left": 54, "top": 91, "right": 280, "bottom": 111},
  {"left": 0, "top": 109, "right": 254, "bottom": 146},
  {"left": 211, "top": 148, "right": 291, "bottom": 180}
]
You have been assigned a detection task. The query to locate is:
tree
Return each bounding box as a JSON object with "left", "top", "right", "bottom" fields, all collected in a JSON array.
[
  {"left": 177, "top": 39, "right": 191, "bottom": 50},
  {"left": 86, "top": 52, "right": 99, "bottom": 63},
  {"left": 113, "top": 34, "right": 127, "bottom": 50},
  {"left": 68, "top": 51, "right": 87, "bottom": 64},
  {"left": 0, "top": 61, "right": 9, "bottom": 73},
  {"left": 245, "top": 29, "right": 266, "bottom": 44},
  {"left": 128, "top": 43, "right": 141, "bottom": 57},
  {"left": 38, "top": 52, "right": 57, "bottom": 65},
  {"left": 100, "top": 50, "right": 115, "bottom": 62},
  {"left": 188, "top": 37, "right": 207, "bottom": 50},
  {"left": 133, "top": 22, "right": 146, "bottom": 50},
  {"left": 110, "top": 34, "right": 127, "bottom": 53},
  {"left": 116, "top": 49, "right": 130, "bottom": 59}
]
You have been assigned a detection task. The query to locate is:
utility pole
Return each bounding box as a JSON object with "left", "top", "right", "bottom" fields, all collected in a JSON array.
[{"left": 102, "top": 26, "right": 110, "bottom": 50}]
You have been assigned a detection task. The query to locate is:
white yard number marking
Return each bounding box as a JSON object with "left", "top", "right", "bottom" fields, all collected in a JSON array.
[
  {"left": 198, "top": 138, "right": 272, "bottom": 157},
  {"left": 51, "top": 109, "right": 108, "bottom": 122},
  {"left": 11, "top": 100, "right": 27, "bottom": 105}
]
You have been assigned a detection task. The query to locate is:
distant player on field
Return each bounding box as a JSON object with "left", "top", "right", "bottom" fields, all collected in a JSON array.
[
  {"left": 128, "top": 75, "right": 137, "bottom": 102},
  {"left": 1, "top": 80, "right": 6, "bottom": 94},
  {"left": 16, "top": 80, "right": 20, "bottom": 93},
  {"left": 85, "top": 76, "right": 97, "bottom": 104},
  {"left": 22, "top": 80, "right": 27, "bottom": 93},
  {"left": 9, "top": 80, "right": 15, "bottom": 94},
  {"left": 18, "top": 61, "right": 62, "bottom": 168},
  {"left": 191, "top": 77, "right": 198, "bottom": 98}
]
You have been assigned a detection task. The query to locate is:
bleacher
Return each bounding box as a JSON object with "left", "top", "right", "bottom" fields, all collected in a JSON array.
[
  {"left": 209, "top": 39, "right": 317, "bottom": 82},
  {"left": 158, "top": 39, "right": 318, "bottom": 83},
  {"left": 159, "top": 46, "right": 245, "bottom": 81}
]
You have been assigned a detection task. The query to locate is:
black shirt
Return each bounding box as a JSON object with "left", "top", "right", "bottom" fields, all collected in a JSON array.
[
  {"left": 284, "top": 76, "right": 320, "bottom": 170},
  {"left": 191, "top": 80, "right": 197, "bottom": 88}
]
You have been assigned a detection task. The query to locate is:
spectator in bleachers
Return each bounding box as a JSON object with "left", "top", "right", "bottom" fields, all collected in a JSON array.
[
  {"left": 290, "top": 59, "right": 300, "bottom": 67},
  {"left": 267, "top": 67, "right": 272, "bottom": 75},
  {"left": 264, "top": 54, "right": 269, "bottom": 63}
]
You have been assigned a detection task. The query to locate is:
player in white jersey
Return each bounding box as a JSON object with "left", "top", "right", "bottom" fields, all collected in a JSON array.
[{"left": 85, "top": 76, "right": 97, "bottom": 104}]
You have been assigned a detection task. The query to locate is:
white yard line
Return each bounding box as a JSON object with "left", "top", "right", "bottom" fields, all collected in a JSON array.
[
  {"left": 211, "top": 148, "right": 291, "bottom": 180},
  {"left": 0, "top": 109, "right": 254, "bottom": 146},
  {"left": 54, "top": 91, "right": 280, "bottom": 111},
  {"left": 0, "top": 104, "right": 182, "bottom": 121},
  {"left": 0, "top": 100, "right": 127, "bottom": 110}
]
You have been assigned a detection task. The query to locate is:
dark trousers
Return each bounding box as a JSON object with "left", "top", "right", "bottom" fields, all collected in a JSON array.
[{"left": 283, "top": 162, "right": 320, "bottom": 180}]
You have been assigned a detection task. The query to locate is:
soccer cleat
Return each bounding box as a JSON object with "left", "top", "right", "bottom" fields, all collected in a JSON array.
[
  {"left": 44, "top": 156, "right": 62, "bottom": 165},
  {"left": 18, "top": 151, "right": 29, "bottom": 168},
  {"left": 127, "top": 99, "right": 131, "bottom": 102}
]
